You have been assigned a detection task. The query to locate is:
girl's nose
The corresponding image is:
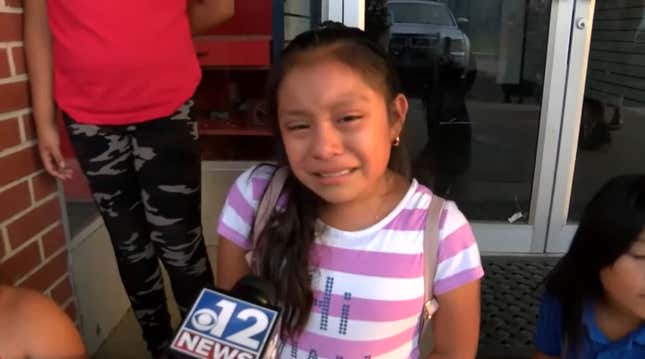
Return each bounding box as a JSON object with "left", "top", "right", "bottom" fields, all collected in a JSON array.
[{"left": 311, "top": 122, "right": 343, "bottom": 160}]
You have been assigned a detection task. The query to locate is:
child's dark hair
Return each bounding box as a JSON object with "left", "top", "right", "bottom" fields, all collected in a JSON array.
[
  {"left": 251, "top": 22, "right": 408, "bottom": 338},
  {"left": 544, "top": 174, "right": 645, "bottom": 354}
]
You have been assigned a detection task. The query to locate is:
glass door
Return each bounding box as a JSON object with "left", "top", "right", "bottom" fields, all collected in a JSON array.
[
  {"left": 351, "top": 0, "right": 578, "bottom": 252},
  {"left": 547, "top": 0, "right": 645, "bottom": 252}
]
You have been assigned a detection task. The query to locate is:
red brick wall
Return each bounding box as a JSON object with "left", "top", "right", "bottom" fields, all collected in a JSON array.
[{"left": 0, "top": 0, "right": 77, "bottom": 321}]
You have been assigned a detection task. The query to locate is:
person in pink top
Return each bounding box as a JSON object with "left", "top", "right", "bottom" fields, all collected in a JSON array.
[
  {"left": 24, "top": 1, "right": 233, "bottom": 357},
  {"left": 217, "top": 23, "right": 483, "bottom": 358}
]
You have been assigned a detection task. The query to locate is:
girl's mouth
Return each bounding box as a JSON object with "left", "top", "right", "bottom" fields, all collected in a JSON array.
[
  {"left": 317, "top": 169, "right": 354, "bottom": 177},
  {"left": 313, "top": 168, "right": 358, "bottom": 184}
]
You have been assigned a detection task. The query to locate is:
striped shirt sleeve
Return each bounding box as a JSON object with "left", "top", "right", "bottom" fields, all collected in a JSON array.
[
  {"left": 433, "top": 200, "right": 484, "bottom": 295},
  {"left": 217, "top": 165, "right": 275, "bottom": 250}
]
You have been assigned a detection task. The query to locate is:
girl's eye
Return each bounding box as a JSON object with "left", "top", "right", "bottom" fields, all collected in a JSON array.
[
  {"left": 339, "top": 115, "right": 361, "bottom": 123},
  {"left": 285, "top": 123, "right": 310, "bottom": 131},
  {"left": 629, "top": 252, "right": 645, "bottom": 260}
]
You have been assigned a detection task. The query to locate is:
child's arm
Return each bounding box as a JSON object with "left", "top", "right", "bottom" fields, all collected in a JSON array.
[
  {"left": 14, "top": 288, "right": 88, "bottom": 359},
  {"left": 26, "top": 292, "right": 88, "bottom": 358},
  {"left": 188, "top": 0, "right": 235, "bottom": 35},
  {"left": 24, "top": 0, "right": 72, "bottom": 180},
  {"left": 217, "top": 235, "right": 252, "bottom": 290},
  {"left": 427, "top": 280, "right": 481, "bottom": 359},
  {"left": 216, "top": 167, "right": 276, "bottom": 290}
]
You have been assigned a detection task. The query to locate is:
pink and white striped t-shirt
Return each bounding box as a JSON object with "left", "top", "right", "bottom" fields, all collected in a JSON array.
[{"left": 217, "top": 165, "right": 484, "bottom": 359}]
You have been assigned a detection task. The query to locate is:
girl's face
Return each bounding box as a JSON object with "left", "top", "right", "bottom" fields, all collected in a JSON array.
[
  {"left": 277, "top": 59, "right": 407, "bottom": 205},
  {"left": 599, "top": 230, "right": 645, "bottom": 320}
]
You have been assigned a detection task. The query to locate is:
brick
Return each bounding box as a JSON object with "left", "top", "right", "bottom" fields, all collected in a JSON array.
[
  {"left": 0, "top": 242, "right": 41, "bottom": 285},
  {"left": 50, "top": 275, "right": 73, "bottom": 306},
  {"left": 31, "top": 172, "right": 57, "bottom": 202},
  {"left": 6, "top": 197, "right": 61, "bottom": 249},
  {"left": 5, "top": 0, "right": 23, "bottom": 8},
  {"left": 0, "top": 145, "right": 41, "bottom": 188},
  {"left": 0, "top": 13, "right": 22, "bottom": 42},
  {"left": 0, "top": 48, "right": 10, "bottom": 78},
  {"left": 0, "top": 181, "right": 30, "bottom": 223},
  {"left": 41, "top": 223, "right": 65, "bottom": 259},
  {"left": 0, "top": 117, "right": 21, "bottom": 151},
  {"left": 0, "top": 80, "right": 30, "bottom": 113},
  {"left": 22, "top": 114, "right": 35, "bottom": 141},
  {"left": 18, "top": 250, "right": 67, "bottom": 293},
  {"left": 63, "top": 300, "right": 77, "bottom": 322},
  {"left": 11, "top": 46, "right": 25, "bottom": 75}
]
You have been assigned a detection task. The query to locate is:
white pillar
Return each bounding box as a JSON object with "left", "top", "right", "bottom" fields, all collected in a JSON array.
[{"left": 322, "top": 0, "right": 365, "bottom": 29}]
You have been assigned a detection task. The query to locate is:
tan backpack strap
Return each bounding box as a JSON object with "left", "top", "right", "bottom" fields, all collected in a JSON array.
[
  {"left": 252, "top": 166, "right": 289, "bottom": 245},
  {"left": 248, "top": 166, "right": 289, "bottom": 273},
  {"left": 422, "top": 195, "right": 445, "bottom": 325}
]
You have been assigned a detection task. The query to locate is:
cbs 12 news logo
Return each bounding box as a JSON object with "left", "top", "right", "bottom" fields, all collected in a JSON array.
[{"left": 172, "top": 289, "right": 279, "bottom": 359}]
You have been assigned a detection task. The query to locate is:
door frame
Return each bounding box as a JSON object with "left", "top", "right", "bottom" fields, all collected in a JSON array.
[{"left": 546, "top": 0, "right": 597, "bottom": 253}]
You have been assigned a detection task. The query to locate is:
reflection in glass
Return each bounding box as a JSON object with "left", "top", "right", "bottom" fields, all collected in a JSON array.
[
  {"left": 569, "top": 1, "right": 645, "bottom": 221},
  {"left": 388, "top": 2, "right": 455, "bottom": 26},
  {"left": 366, "top": 0, "right": 552, "bottom": 222}
]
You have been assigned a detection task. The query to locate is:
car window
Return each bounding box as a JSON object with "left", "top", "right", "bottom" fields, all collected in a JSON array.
[{"left": 388, "top": 3, "right": 455, "bottom": 26}]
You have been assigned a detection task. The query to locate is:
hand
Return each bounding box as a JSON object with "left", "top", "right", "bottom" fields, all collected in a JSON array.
[{"left": 37, "top": 122, "right": 72, "bottom": 180}]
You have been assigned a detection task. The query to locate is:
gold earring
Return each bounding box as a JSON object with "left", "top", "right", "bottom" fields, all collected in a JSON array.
[{"left": 393, "top": 136, "right": 401, "bottom": 147}]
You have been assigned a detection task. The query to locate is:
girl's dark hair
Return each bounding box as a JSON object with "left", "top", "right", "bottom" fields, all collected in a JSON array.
[
  {"left": 544, "top": 174, "right": 645, "bottom": 354},
  {"left": 251, "top": 22, "right": 408, "bottom": 338}
]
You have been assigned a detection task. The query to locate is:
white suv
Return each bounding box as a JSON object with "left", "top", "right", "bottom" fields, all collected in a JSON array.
[{"left": 387, "top": 0, "right": 472, "bottom": 69}]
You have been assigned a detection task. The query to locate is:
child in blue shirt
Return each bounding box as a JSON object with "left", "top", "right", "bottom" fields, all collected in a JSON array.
[{"left": 533, "top": 175, "right": 645, "bottom": 359}]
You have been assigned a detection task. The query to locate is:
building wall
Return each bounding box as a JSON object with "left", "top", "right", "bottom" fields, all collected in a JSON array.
[{"left": 0, "top": 0, "right": 78, "bottom": 321}]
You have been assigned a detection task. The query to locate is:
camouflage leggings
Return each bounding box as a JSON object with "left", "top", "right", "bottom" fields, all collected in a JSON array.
[{"left": 63, "top": 101, "right": 213, "bottom": 355}]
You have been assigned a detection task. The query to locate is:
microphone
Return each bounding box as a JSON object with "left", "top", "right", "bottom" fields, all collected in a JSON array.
[{"left": 170, "top": 276, "right": 281, "bottom": 359}]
